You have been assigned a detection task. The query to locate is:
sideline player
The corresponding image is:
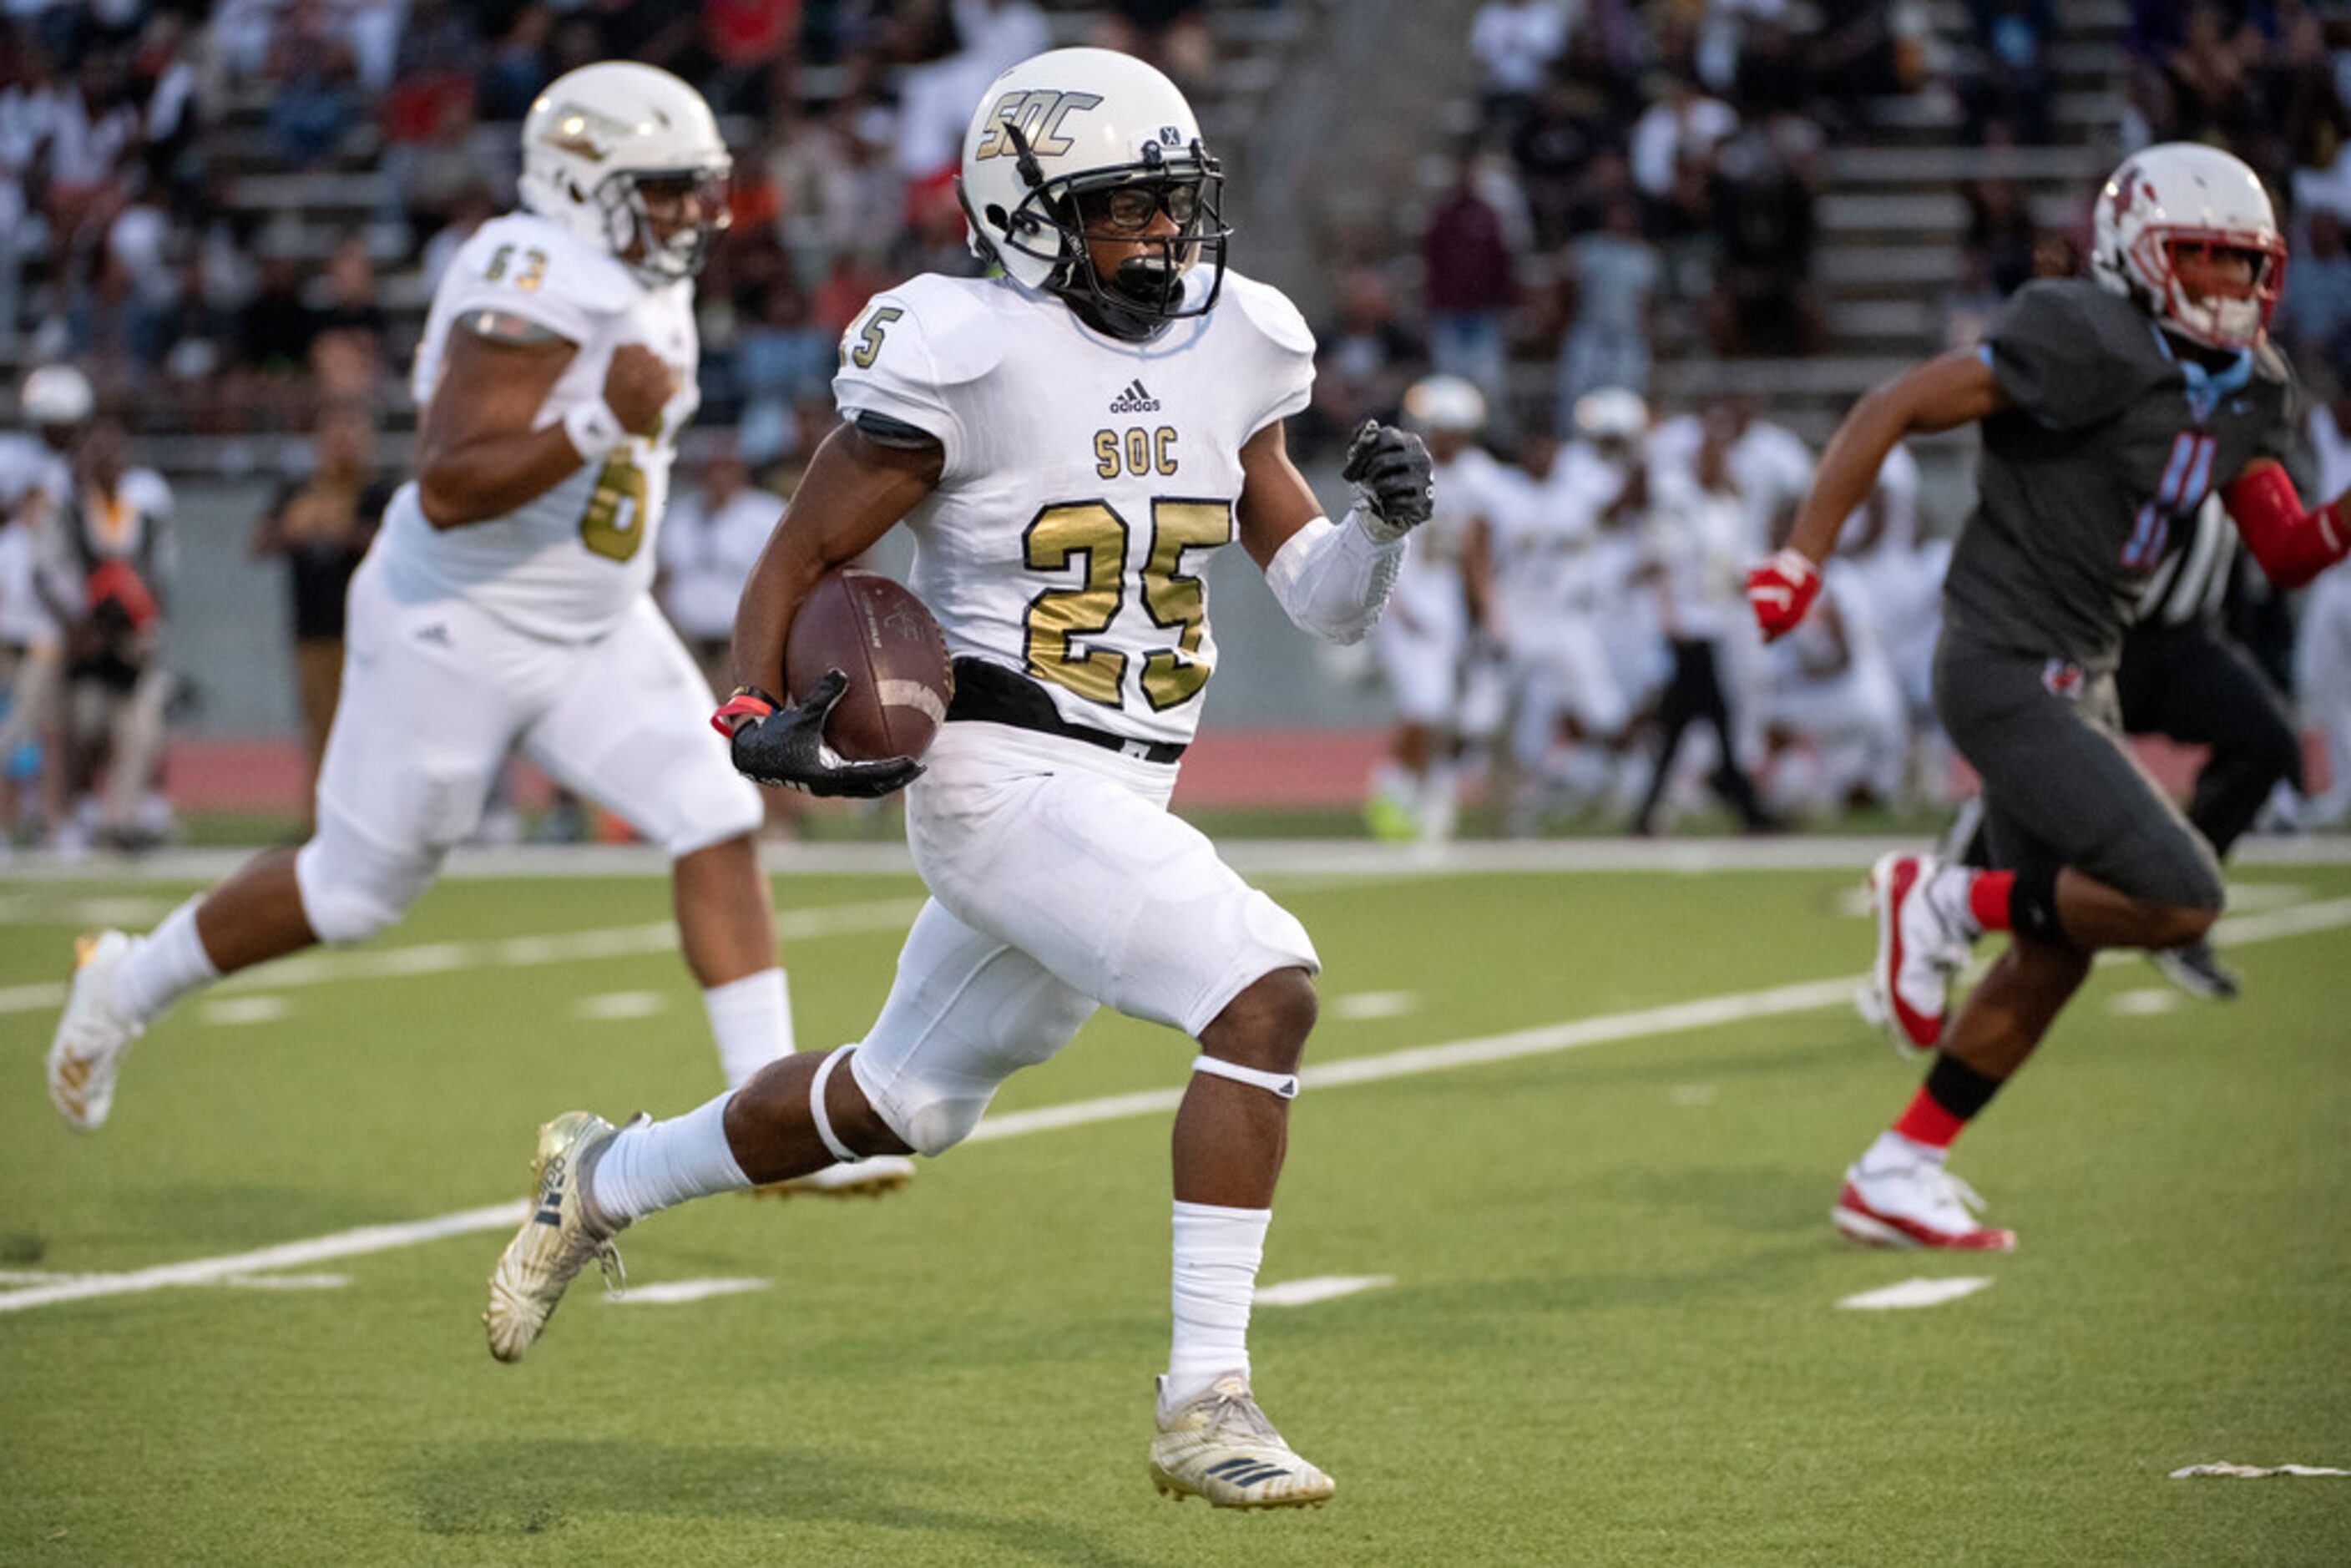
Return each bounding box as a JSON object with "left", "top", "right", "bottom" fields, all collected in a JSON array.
[
  {"left": 1366, "top": 373, "right": 1502, "bottom": 842},
  {"left": 484, "top": 48, "right": 1435, "bottom": 1510},
  {"left": 1747, "top": 144, "right": 2346, "bottom": 1249},
  {"left": 43, "top": 64, "right": 908, "bottom": 1193}
]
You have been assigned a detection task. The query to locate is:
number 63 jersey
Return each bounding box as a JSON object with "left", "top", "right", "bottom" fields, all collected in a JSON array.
[
  {"left": 377, "top": 210, "right": 701, "bottom": 642},
  {"left": 835, "top": 269, "right": 1315, "bottom": 749}
]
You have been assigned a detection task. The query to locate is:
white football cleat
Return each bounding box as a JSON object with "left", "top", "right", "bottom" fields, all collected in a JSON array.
[
  {"left": 1833, "top": 1155, "right": 2015, "bottom": 1252},
  {"left": 1866, "top": 852, "right": 1969, "bottom": 1057},
  {"left": 484, "top": 1110, "right": 631, "bottom": 1363},
  {"left": 47, "top": 930, "right": 144, "bottom": 1131},
  {"left": 748, "top": 1155, "right": 918, "bottom": 1200},
  {"left": 1149, "top": 1373, "right": 1335, "bottom": 1510}
]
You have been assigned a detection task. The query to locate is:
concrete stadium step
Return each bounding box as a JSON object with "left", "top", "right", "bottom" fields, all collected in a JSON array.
[
  {"left": 1818, "top": 189, "right": 2089, "bottom": 240},
  {"left": 1817, "top": 245, "right": 1966, "bottom": 290},
  {"left": 1826, "top": 144, "right": 2113, "bottom": 187}
]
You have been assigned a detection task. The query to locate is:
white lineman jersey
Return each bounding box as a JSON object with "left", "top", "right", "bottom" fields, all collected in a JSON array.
[
  {"left": 832, "top": 269, "right": 1315, "bottom": 748},
  {"left": 377, "top": 211, "right": 702, "bottom": 642}
]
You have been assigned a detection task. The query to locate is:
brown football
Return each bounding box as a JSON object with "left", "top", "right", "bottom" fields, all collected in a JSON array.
[{"left": 784, "top": 568, "right": 954, "bottom": 762}]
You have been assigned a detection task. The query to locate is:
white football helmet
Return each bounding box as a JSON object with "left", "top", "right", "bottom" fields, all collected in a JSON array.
[
  {"left": 1403, "top": 374, "right": 1488, "bottom": 434},
  {"left": 1572, "top": 387, "right": 1648, "bottom": 443},
  {"left": 518, "top": 62, "right": 731, "bottom": 282},
  {"left": 21, "top": 364, "right": 94, "bottom": 427},
  {"left": 957, "top": 47, "right": 1231, "bottom": 340},
  {"left": 2092, "top": 142, "right": 2284, "bottom": 351}
]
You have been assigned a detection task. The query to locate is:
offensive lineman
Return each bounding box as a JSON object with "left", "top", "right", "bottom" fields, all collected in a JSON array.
[
  {"left": 43, "top": 64, "right": 909, "bottom": 1194},
  {"left": 484, "top": 48, "right": 1436, "bottom": 1510},
  {"left": 1747, "top": 144, "right": 2347, "bottom": 1249}
]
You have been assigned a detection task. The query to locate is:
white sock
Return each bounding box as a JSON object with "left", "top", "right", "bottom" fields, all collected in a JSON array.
[
  {"left": 1863, "top": 1129, "right": 1947, "bottom": 1171},
  {"left": 113, "top": 897, "right": 221, "bottom": 1025},
  {"left": 705, "top": 969, "right": 793, "bottom": 1090},
  {"left": 1925, "top": 864, "right": 1982, "bottom": 938},
  {"left": 1165, "top": 1201, "right": 1271, "bottom": 1407},
  {"left": 589, "top": 1092, "right": 751, "bottom": 1224}
]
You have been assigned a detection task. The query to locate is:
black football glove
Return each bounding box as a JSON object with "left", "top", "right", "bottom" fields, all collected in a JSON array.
[
  {"left": 1342, "top": 418, "right": 1435, "bottom": 542},
  {"left": 726, "top": 670, "right": 926, "bottom": 798}
]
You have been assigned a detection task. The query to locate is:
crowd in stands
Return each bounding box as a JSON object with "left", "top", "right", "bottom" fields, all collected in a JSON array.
[{"left": 0, "top": 0, "right": 1236, "bottom": 466}]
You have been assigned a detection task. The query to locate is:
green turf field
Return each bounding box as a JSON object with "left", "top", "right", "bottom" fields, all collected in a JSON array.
[{"left": 3, "top": 853, "right": 2348, "bottom": 1565}]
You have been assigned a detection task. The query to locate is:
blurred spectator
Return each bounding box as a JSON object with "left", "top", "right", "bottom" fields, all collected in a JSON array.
[
  {"left": 1309, "top": 266, "right": 1425, "bottom": 458},
  {"left": 476, "top": 5, "right": 554, "bottom": 124},
  {"left": 311, "top": 236, "right": 388, "bottom": 402},
  {"left": 58, "top": 416, "right": 174, "bottom": 852},
  {"left": 2276, "top": 210, "right": 2351, "bottom": 367},
  {"left": 1555, "top": 194, "right": 1658, "bottom": 412},
  {"left": 732, "top": 277, "right": 836, "bottom": 461},
  {"left": 1705, "top": 119, "right": 1823, "bottom": 357},
  {"left": 1630, "top": 73, "right": 1736, "bottom": 200},
  {"left": 1964, "top": 173, "right": 2037, "bottom": 298},
  {"left": 657, "top": 438, "right": 784, "bottom": 695},
  {"left": 1965, "top": 0, "right": 2055, "bottom": 144},
  {"left": 264, "top": 0, "right": 359, "bottom": 169},
  {"left": 1094, "top": 0, "right": 1213, "bottom": 90},
  {"left": 1469, "top": 0, "right": 1571, "bottom": 136},
  {"left": 248, "top": 402, "right": 388, "bottom": 824},
  {"left": 1421, "top": 146, "right": 1522, "bottom": 439}
]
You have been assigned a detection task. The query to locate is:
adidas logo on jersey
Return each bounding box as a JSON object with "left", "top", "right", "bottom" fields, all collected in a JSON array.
[{"left": 1108, "top": 379, "right": 1160, "bottom": 413}]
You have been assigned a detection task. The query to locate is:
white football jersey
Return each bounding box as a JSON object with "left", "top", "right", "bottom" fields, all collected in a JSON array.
[
  {"left": 1390, "top": 443, "right": 1505, "bottom": 632},
  {"left": 377, "top": 212, "right": 700, "bottom": 642},
  {"left": 834, "top": 270, "right": 1313, "bottom": 747},
  {"left": 0, "top": 433, "right": 73, "bottom": 643}
]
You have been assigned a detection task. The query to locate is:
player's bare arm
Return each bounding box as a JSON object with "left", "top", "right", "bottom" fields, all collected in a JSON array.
[
  {"left": 728, "top": 420, "right": 943, "bottom": 695},
  {"left": 1752, "top": 351, "right": 2009, "bottom": 640},
  {"left": 717, "top": 421, "right": 938, "bottom": 797},
  {"left": 1243, "top": 416, "right": 1433, "bottom": 645},
  {"left": 415, "top": 324, "right": 675, "bottom": 528},
  {"left": 1233, "top": 418, "right": 1322, "bottom": 565},
  {"left": 1792, "top": 350, "right": 2010, "bottom": 564}
]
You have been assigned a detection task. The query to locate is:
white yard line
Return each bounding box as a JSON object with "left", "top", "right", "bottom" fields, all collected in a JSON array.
[
  {"left": 1836, "top": 1277, "right": 1995, "bottom": 1311},
  {"left": 604, "top": 1277, "right": 771, "bottom": 1306},
  {"left": 0, "top": 897, "right": 929, "bottom": 1017},
  {"left": 1255, "top": 1275, "right": 1394, "bottom": 1308},
  {"left": 5, "top": 893, "right": 2348, "bottom": 1318}
]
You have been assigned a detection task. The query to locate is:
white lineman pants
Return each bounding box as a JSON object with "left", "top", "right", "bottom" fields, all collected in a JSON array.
[
  {"left": 847, "top": 721, "right": 1320, "bottom": 1157},
  {"left": 297, "top": 554, "right": 761, "bottom": 938}
]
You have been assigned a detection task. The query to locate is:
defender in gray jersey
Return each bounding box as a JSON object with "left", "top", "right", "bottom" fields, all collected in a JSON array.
[{"left": 1747, "top": 144, "right": 2351, "bottom": 1251}]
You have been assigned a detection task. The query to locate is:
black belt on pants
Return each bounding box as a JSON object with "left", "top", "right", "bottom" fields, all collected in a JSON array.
[{"left": 945, "top": 658, "right": 1187, "bottom": 764}]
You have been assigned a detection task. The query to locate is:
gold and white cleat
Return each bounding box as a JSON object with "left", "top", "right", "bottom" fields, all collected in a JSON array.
[
  {"left": 483, "top": 1110, "right": 631, "bottom": 1363},
  {"left": 1149, "top": 1373, "right": 1336, "bottom": 1510},
  {"left": 747, "top": 1155, "right": 918, "bottom": 1200},
  {"left": 47, "top": 930, "right": 143, "bottom": 1131}
]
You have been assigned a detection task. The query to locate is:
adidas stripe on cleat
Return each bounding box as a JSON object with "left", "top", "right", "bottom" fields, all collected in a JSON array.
[{"left": 1148, "top": 1373, "right": 1335, "bottom": 1510}]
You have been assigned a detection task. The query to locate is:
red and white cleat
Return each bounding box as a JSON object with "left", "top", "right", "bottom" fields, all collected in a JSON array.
[
  {"left": 1833, "top": 1158, "right": 2016, "bottom": 1252},
  {"left": 1866, "top": 852, "right": 1968, "bottom": 1057}
]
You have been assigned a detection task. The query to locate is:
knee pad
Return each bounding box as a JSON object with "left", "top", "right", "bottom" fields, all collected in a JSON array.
[
  {"left": 294, "top": 822, "right": 437, "bottom": 944},
  {"left": 847, "top": 1046, "right": 994, "bottom": 1158}
]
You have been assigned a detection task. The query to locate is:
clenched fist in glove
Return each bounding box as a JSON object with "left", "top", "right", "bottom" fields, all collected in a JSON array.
[
  {"left": 1747, "top": 549, "right": 1822, "bottom": 642},
  {"left": 713, "top": 671, "right": 925, "bottom": 797},
  {"left": 1342, "top": 419, "right": 1435, "bottom": 542}
]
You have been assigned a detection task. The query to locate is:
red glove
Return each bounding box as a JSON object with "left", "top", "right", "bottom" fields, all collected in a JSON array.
[
  {"left": 710, "top": 685, "right": 777, "bottom": 737},
  {"left": 1747, "top": 549, "right": 1821, "bottom": 642}
]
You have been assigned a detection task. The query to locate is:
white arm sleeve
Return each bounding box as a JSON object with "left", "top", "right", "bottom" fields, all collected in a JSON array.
[{"left": 1263, "top": 506, "right": 1406, "bottom": 645}]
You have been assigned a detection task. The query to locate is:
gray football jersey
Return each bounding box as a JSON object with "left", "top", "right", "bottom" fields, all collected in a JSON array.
[{"left": 1942, "top": 280, "right": 2292, "bottom": 670}]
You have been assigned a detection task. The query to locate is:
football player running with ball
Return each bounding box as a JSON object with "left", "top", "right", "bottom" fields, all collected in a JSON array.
[
  {"left": 1747, "top": 144, "right": 2347, "bottom": 1251},
  {"left": 44, "top": 65, "right": 908, "bottom": 1193},
  {"left": 485, "top": 48, "right": 1434, "bottom": 1510}
]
